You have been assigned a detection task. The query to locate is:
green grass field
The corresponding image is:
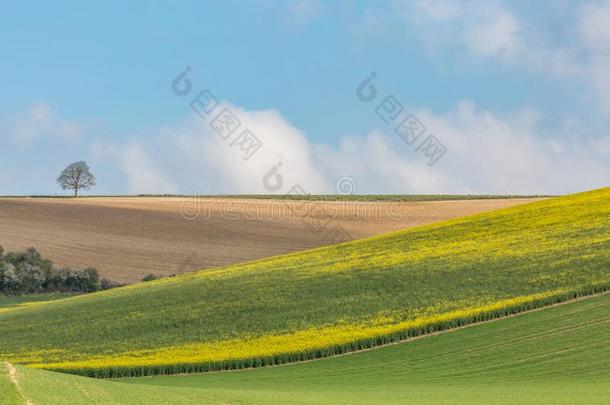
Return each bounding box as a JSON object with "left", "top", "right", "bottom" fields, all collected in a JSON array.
[
  {"left": 0, "top": 188, "right": 608, "bottom": 376},
  {"left": 8, "top": 291, "right": 610, "bottom": 404},
  {"left": 0, "top": 363, "right": 23, "bottom": 405}
]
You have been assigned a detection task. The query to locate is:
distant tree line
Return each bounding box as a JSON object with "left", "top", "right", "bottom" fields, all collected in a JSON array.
[{"left": 0, "top": 246, "right": 121, "bottom": 294}]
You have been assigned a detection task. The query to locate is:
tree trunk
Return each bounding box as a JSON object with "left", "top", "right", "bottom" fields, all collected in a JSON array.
[{"left": 74, "top": 187, "right": 78, "bottom": 198}]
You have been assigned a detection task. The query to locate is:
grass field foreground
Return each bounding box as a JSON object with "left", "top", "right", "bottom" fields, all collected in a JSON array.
[
  {"left": 9, "top": 291, "right": 610, "bottom": 404},
  {"left": 0, "top": 363, "right": 23, "bottom": 405}
]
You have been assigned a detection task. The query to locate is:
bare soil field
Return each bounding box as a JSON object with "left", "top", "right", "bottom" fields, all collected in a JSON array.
[{"left": 0, "top": 197, "right": 544, "bottom": 283}]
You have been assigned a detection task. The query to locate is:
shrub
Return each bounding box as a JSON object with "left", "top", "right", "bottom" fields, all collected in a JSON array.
[
  {"left": 141, "top": 274, "right": 159, "bottom": 282},
  {"left": 0, "top": 245, "right": 118, "bottom": 295},
  {"left": 101, "top": 278, "right": 124, "bottom": 290}
]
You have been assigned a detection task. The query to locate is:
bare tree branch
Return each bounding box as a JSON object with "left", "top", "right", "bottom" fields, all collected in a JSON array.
[{"left": 57, "top": 161, "right": 96, "bottom": 197}]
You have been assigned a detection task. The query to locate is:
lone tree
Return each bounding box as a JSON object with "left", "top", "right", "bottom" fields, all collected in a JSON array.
[{"left": 57, "top": 161, "right": 96, "bottom": 197}]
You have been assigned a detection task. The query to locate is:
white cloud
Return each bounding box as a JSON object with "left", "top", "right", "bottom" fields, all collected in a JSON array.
[
  {"left": 316, "top": 100, "right": 610, "bottom": 195},
  {"left": 315, "top": 132, "right": 445, "bottom": 194},
  {"left": 3, "top": 97, "right": 610, "bottom": 195},
  {"left": 92, "top": 141, "right": 177, "bottom": 194},
  {"left": 393, "top": 0, "right": 520, "bottom": 58},
  {"left": 578, "top": 1, "right": 610, "bottom": 114},
  {"left": 119, "top": 144, "right": 177, "bottom": 194},
  {"left": 92, "top": 100, "right": 610, "bottom": 196},
  {"left": 393, "top": 0, "right": 584, "bottom": 77},
  {"left": 391, "top": 0, "right": 610, "bottom": 116},
  {"left": 579, "top": 1, "right": 610, "bottom": 52},
  {"left": 463, "top": 5, "right": 519, "bottom": 57},
  {"left": 93, "top": 102, "right": 328, "bottom": 195},
  {"left": 174, "top": 103, "right": 329, "bottom": 194},
  {"left": 7, "top": 102, "right": 83, "bottom": 147}
]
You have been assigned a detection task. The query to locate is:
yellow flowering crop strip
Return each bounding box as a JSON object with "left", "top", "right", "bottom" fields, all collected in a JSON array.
[{"left": 32, "top": 284, "right": 609, "bottom": 378}]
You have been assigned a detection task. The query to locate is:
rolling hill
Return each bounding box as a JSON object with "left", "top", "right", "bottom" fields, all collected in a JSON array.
[
  {"left": 0, "top": 188, "right": 608, "bottom": 377},
  {"left": 6, "top": 291, "right": 610, "bottom": 404}
]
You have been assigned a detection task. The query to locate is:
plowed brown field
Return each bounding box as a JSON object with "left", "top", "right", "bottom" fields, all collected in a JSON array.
[{"left": 0, "top": 197, "right": 543, "bottom": 282}]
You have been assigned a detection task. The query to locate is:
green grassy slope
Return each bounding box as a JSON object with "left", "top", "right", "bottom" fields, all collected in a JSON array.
[
  {"left": 12, "top": 367, "right": 226, "bottom": 405},
  {"left": 0, "top": 188, "right": 609, "bottom": 376},
  {"left": 14, "top": 292, "right": 610, "bottom": 404},
  {"left": 0, "top": 363, "right": 23, "bottom": 405}
]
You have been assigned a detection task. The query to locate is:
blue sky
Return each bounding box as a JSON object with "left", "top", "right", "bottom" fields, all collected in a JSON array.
[{"left": 2, "top": 0, "right": 610, "bottom": 195}]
